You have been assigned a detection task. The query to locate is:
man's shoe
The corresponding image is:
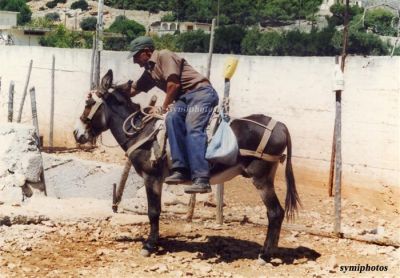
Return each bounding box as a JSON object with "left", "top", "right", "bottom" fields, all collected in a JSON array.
[
  {"left": 184, "top": 178, "right": 212, "bottom": 194},
  {"left": 165, "top": 169, "right": 190, "bottom": 185}
]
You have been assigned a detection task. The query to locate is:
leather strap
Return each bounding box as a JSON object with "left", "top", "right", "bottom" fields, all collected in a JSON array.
[
  {"left": 255, "top": 119, "right": 277, "bottom": 155},
  {"left": 239, "top": 149, "right": 286, "bottom": 163},
  {"left": 87, "top": 95, "right": 103, "bottom": 120}
]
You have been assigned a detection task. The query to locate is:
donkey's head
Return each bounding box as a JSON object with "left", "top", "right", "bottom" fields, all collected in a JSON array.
[{"left": 73, "top": 69, "right": 139, "bottom": 144}]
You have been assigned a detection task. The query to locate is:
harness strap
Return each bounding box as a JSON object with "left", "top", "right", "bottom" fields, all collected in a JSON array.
[
  {"left": 256, "top": 119, "right": 277, "bottom": 155},
  {"left": 239, "top": 149, "right": 286, "bottom": 163},
  {"left": 125, "top": 120, "right": 163, "bottom": 158},
  {"left": 235, "top": 118, "right": 286, "bottom": 163},
  {"left": 87, "top": 95, "right": 103, "bottom": 120}
]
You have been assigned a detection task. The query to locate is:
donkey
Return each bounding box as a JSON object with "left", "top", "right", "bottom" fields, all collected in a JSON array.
[{"left": 73, "top": 70, "right": 301, "bottom": 261}]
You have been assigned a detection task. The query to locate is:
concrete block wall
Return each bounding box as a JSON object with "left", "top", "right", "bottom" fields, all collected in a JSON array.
[{"left": 0, "top": 46, "right": 398, "bottom": 191}]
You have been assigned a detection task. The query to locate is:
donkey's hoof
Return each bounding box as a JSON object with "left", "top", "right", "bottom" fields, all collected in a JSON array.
[
  {"left": 258, "top": 254, "right": 271, "bottom": 265},
  {"left": 141, "top": 248, "right": 151, "bottom": 257}
]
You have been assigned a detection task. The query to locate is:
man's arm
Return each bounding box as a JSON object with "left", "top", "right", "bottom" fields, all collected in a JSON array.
[{"left": 162, "top": 75, "right": 181, "bottom": 112}]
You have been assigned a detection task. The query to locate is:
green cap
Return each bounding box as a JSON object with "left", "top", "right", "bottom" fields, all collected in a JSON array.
[{"left": 127, "top": 36, "right": 154, "bottom": 59}]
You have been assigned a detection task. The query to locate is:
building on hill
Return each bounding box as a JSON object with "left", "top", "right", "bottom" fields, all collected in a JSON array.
[
  {"left": 149, "top": 21, "right": 211, "bottom": 36},
  {"left": 0, "top": 10, "right": 50, "bottom": 46}
]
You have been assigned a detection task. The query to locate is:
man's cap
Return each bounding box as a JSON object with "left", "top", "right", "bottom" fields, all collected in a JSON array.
[{"left": 127, "top": 36, "right": 154, "bottom": 59}]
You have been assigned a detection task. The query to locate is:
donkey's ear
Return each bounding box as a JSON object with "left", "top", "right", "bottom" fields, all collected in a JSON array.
[{"left": 100, "top": 69, "right": 113, "bottom": 92}]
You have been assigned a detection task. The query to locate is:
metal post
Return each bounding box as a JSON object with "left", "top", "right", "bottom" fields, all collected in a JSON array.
[
  {"left": 333, "top": 0, "right": 349, "bottom": 237},
  {"left": 50, "top": 55, "right": 55, "bottom": 149},
  {"left": 90, "top": 35, "right": 96, "bottom": 90},
  {"left": 30, "top": 87, "right": 40, "bottom": 146},
  {"left": 95, "top": 0, "right": 104, "bottom": 88},
  {"left": 17, "top": 60, "right": 33, "bottom": 123},
  {"left": 8, "top": 81, "right": 14, "bottom": 122},
  {"left": 206, "top": 18, "right": 216, "bottom": 79},
  {"left": 187, "top": 18, "right": 217, "bottom": 223}
]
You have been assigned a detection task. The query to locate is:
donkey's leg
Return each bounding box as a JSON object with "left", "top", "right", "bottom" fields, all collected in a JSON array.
[
  {"left": 141, "top": 174, "right": 163, "bottom": 256},
  {"left": 250, "top": 161, "right": 284, "bottom": 261}
]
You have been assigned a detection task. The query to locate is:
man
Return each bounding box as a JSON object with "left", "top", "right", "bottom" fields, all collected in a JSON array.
[{"left": 128, "top": 36, "right": 219, "bottom": 194}]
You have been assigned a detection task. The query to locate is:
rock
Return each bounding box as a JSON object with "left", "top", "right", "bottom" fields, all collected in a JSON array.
[
  {"left": 183, "top": 224, "right": 192, "bottom": 233},
  {"left": 114, "top": 233, "right": 136, "bottom": 242},
  {"left": 0, "top": 124, "right": 44, "bottom": 204},
  {"left": 193, "top": 263, "right": 212, "bottom": 274},
  {"left": 156, "top": 264, "right": 168, "bottom": 274},
  {"left": 110, "top": 214, "right": 148, "bottom": 226},
  {"left": 294, "top": 258, "right": 308, "bottom": 265},
  {"left": 270, "top": 258, "right": 283, "bottom": 265},
  {"left": 21, "top": 245, "right": 32, "bottom": 252}
]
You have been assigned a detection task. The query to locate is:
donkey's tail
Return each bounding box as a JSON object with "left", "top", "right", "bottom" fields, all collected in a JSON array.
[{"left": 284, "top": 128, "right": 301, "bottom": 220}]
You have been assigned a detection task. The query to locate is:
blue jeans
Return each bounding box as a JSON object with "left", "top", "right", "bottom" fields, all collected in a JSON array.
[{"left": 166, "top": 85, "right": 219, "bottom": 179}]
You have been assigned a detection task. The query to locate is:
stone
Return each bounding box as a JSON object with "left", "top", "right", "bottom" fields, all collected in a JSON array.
[
  {"left": 193, "top": 263, "right": 212, "bottom": 274},
  {"left": 270, "top": 258, "right": 283, "bottom": 265},
  {"left": 0, "top": 124, "right": 44, "bottom": 204}
]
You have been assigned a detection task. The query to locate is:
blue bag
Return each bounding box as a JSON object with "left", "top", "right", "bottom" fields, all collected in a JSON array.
[{"left": 205, "top": 112, "right": 239, "bottom": 165}]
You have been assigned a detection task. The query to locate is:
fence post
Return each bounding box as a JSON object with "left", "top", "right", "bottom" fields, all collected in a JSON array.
[
  {"left": 30, "top": 86, "right": 41, "bottom": 146},
  {"left": 49, "top": 55, "right": 55, "bottom": 149},
  {"left": 90, "top": 35, "right": 96, "bottom": 90},
  {"left": 17, "top": 60, "right": 33, "bottom": 123},
  {"left": 8, "top": 81, "right": 14, "bottom": 122},
  {"left": 186, "top": 18, "right": 217, "bottom": 223}
]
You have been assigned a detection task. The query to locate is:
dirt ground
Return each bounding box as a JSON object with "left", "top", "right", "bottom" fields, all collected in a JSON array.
[{"left": 0, "top": 148, "right": 399, "bottom": 277}]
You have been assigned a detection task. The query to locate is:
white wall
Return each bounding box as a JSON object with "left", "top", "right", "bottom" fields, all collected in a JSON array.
[{"left": 0, "top": 46, "right": 398, "bottom": 191}]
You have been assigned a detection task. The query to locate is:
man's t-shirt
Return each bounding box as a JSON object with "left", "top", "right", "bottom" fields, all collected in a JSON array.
[{"left": 133, "top": 49, "right": 209, "bottom": 94}]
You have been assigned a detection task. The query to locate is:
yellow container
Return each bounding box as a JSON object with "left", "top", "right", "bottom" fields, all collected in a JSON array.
[{"left": 223, "top": 56, "right": 239, "bottom": 79}]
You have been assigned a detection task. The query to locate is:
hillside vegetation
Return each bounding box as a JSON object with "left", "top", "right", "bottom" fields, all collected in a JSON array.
[{"left": 1, "top": 0, "right": 399, "bottom": 55}]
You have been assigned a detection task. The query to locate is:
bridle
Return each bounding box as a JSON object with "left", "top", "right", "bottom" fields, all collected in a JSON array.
[{"left": 80, "top": 93, "right": 104, "bottom": 124}]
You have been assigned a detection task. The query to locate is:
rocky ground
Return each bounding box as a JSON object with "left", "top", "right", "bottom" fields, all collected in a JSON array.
[{"left": 0, "top": 147, "right": 399, "bottom": 277}]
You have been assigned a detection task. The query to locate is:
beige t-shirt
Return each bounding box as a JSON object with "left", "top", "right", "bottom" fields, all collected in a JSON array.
[{"left": 134, "top": 49, "right": 209, "bottom": 94}]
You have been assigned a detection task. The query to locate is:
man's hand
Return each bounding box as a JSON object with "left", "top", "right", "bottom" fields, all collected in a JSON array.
[{"left": 148, "top": 106, "right": 166, "bottom": 115}]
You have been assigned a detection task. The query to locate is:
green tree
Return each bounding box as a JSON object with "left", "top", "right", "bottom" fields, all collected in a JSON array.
[
  {"left": 107, "top": 15, "right": 146, "bottom": 41},
  {"left": 80, "top": 17, "right": 97, "bottom": 31},
  {"left": 45, "top": 12, "right": 60, "bottom": 22},
  {"left": 152, "top": 34, "right": 180, "bottom": 51},
  {"left": 176, "top": 30, "right": 209, "bottom": 52},
  {"left": 0, "top": 0, "right": 32, "bottom": 25},
  {"left": 328, "top": 3, "right": 363, "bottom": 27},
  {"left": 39, "top": 25, "right": 81, "bottom": 48},
  {"left": 27, "top": 17, "right": 54, "bottom": 28},
  {"left": 332, "top": 28, "right": 389, "bottom": 55},
  {"left": 241, "top": 28, "right": 261, "bottom": 55},
  {"left": 71, "top": 0, "right": 89, "bottom": 11},
  {"left": 262, "top": 0, "right": 323, "bottom": 22},
  {"left": 214, "top": 25, "right": 246, "bottom": 54},
  {"left": 364, "top": 8, "right": 398, "bottom": 36}
]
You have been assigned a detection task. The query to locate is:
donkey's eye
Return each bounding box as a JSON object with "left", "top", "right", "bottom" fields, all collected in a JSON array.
[{"left": 85, "top": 99, "right": 96, "bottom": 107}]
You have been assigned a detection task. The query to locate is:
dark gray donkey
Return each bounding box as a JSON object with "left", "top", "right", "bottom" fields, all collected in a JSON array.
[{"left": 73, "top": 70, "right": 301, "bottom": 262}]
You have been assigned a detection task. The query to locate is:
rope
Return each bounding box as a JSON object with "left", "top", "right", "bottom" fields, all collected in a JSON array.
[{"left": 123, "top": 106, "right": 164, "bottom": 137}]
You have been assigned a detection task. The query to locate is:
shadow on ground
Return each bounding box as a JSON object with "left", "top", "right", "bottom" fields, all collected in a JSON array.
[{"left": 157, "top": 235, "right": 321, "bottom": 264}]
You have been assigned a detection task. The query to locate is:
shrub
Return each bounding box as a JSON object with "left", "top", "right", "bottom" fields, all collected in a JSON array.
[
  {"left": 152, "top": 34, "right": 179, "bottom": 52},
  {"left": 71, "top": 0, "right": 89, "bottom": 11},
  {"left": 45, "top": 12, "right": 60, "bottom": 21},
  {"left": 161, "top": 13, "right": 176, "bottom": 22},
  {"left": 39, "top": 24, "right": 92, "bottom": 48},
  {"left": 214, "top": 25, "right": 246, "bottom": 54},
  {"left": 176, "top": 30, "right": 209, "bottom": 53},
  {"left": 45, "top": 1, "right": 57, "bottom": 9},
  {"left": 27, "top": 17, "right": 54, "bottom": 28},
  {"left": 80, "top": 17, "right": 97, "bottom": 31},
  {"left": 107, "top": 15, "right": 145, "bottom": 41},
  {"left": 364, "top": 8, "right": 398, "bottom": 36}
]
